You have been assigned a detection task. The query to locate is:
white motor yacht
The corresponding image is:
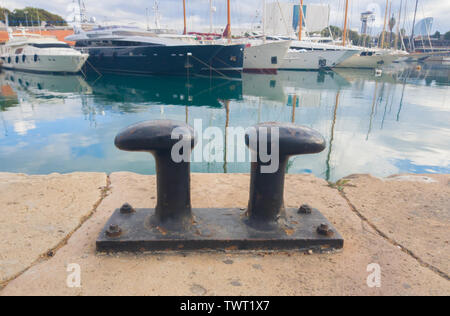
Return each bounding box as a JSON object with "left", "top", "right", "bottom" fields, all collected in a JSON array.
[{"left": 0, "top": 31, "right": 89, "bottom": 73}]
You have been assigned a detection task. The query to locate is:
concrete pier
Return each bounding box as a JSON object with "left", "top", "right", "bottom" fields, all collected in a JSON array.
[{"left": 0, "top": 172, "right": 448, "bottom": 296}]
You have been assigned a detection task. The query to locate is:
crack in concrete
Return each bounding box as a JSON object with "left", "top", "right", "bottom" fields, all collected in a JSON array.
[
  {"left": 0, "top": 174, "right": 111, "bottom": 292},
  {"left": 336, "top": 187, "right": 450, "bottom": 282}
]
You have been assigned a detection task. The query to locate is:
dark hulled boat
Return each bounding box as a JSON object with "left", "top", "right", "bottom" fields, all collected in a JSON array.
[{"left": 66, "top": 26, "right": 245, "bottom": 76}]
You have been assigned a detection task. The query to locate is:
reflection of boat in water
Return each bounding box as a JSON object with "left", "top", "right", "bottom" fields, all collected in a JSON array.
[
  {"left": 0, "top": 70, "right": 92, "bottom": 97},
  {"left": 86, "top": 74, "right": 243, "bottom": 108},
  {"left": 242, "top": 73, "right": 285, "bottom": 102},
  {"left": 242, "top": 70, "right": 351, "bottom": 108},
  {"left": 277, "top": 70, "right": 350, "bottom": 90},
  {"left": 333, "top": 68, "right": 398, "bottom": 84}
]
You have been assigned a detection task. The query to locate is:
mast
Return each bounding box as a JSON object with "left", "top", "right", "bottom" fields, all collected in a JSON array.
[
  {"left": 394, "top": 0, "right": 403, "bottom": 50},
  {"left": 262, "top": 0, "right": 266, "bottom": 42},
  {"left": 410, "top": 0, "right": 419, "bottom": 52},
  {"left": 388, "top": 1, "right": 392, "bottom": 48},
  {"left": 380, "top": 0, "right": 388, "bottom": 48},
  {"left": 210, "top": 0, "right": 213, "bottom": 33},
  {"left": 183, "top": 0, "right": 187, "bottom": 35},
  {"left": 226, "top": 0, "right": 231, "bottom": 42},
  {"left": 342, "top": 0, "right": 349, "bottom": 46},
  {"left": 298, "top": 0, "right": 303, "bottom": 41},
  {"left": 153, "top": 0, "right": 161, "bottom": 29}
]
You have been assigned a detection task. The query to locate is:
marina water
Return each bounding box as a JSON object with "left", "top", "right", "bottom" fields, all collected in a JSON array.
[{"left": 0, "top": 63, "right": 448, "bottom": 182}]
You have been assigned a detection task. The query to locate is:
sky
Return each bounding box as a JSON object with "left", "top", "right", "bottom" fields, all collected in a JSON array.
[{"left": 1, "top": 0, "right": 449, "bottom": 34}]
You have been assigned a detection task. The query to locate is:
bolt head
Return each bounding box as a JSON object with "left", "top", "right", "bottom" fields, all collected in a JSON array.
[
  {"left": 106, "top": 224, "right": 122, "bottom": 238},
  {"left": 317, "top": 224, "right": 334, "bottom": 237},
  {"left": 120, "top": 203, "right": 135, "bottom": 214},
  {"left": 298, "top": 204, "right": 313, "bottom": 214}
]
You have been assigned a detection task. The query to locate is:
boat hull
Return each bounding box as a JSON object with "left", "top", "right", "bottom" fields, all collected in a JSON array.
[
  {"left": 1, "top": 53, "right": 89, "bottom": 73},
  {"left": 335, "top": 53, "right": 400, "bottom": 69},
  {"left": 243, "top": 41, "right": 291, "bottom": 74},
  {"left": 280, "top": 50, "right": 349, "bottom": 70},
  {"left": 80, "top": 44, "right": 245, "bottom": 76}
]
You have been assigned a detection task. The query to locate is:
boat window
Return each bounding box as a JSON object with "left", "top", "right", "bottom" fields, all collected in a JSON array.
[
  {"left": 22, "top": 55, "right": 26, "bottom": 62},
  {"left": 34, "top": 54, "right": 39, "bottom": 62},
  {"left": 15, "top": 56, "right": 19, "bottom": 63},
  {"left": 271, "top": 56, "right": 278, "bottom": 65},
  {"left": 31, "top": 43, "right": 71, "bottom": 49}
]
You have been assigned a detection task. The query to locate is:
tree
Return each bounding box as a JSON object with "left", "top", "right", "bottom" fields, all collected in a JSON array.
[
  {"left": 445, "top": 31, "right": 450, "bottom": 41},
  {"left": 432, "top": 31, "right": 441, "bottom": 39},
  {"left": 0, "top": 6, "right": 67, "bottom": 26},
  {"left": 321, "top": 25, "right": 342, "bottom": 39}
]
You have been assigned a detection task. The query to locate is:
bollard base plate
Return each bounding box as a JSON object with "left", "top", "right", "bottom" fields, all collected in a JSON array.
[{"left": 97, "top": 208, "right": 344, "bottom": 253}]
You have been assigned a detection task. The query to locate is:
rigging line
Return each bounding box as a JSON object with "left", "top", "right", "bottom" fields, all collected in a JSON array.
[
  {"left": 191, "top": 78, "right": 237, "bottom": 100},
  {"left": 188, "top": 54, "right": 231, "bottom": 80}
]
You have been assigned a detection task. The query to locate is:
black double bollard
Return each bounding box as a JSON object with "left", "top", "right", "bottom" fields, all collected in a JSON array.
[{"left": 97, "top": 119, "right": 343, "bottom": 252}]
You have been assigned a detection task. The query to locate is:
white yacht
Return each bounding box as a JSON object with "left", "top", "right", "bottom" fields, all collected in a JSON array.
[
  {"left": 242, "top": 40, "right": 291, "bottom": 74},
  {"left": 0, "top": 32, "right": 89, "bottom": 73},
  {"left": 277, "top": 40, "right": 358, "bottom": 70},
  {"left": 335, "top": 48, "right": 408, "bottom": 69}
]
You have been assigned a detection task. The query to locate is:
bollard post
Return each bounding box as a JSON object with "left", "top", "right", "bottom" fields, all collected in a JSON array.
[
  {"left": 245, "top": 122, "right": 326, "bottom": 230},
  {"left": 114, "top": 120, "right": 196, "bottom": 230}
]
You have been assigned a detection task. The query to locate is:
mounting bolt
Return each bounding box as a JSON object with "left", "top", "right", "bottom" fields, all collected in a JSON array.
[
  {"left": 298, "top": 204, "right": 313, "bottom": 214},
  {"left": 120, "top": 203, "right": 135, "bottom": 214},
  {"left": 317, "top": 224, "right": 334, "bottom": 237},
  {"left": 106, "top": 224, "right": 122, "bottom": 238}
]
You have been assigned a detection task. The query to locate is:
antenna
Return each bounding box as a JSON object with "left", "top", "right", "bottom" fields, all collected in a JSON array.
[
  {"left": 78, "top": 0, "right": 88, "bottom": 23},
  {"left": 153, "top": 0, "right": 161, "bottom": 29}
]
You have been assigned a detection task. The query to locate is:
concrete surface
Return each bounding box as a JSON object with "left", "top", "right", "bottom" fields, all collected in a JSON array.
[
  {"left": 0, "top": 172, "right": 448, "bottom": 296},
  {"left": 0, "top": 172, "right": 108, "bottom": 287},
  {"left": 341, "top": 174, "right": 450, "bottom": 278}
]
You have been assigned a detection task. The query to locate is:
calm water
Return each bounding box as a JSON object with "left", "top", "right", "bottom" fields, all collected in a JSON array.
[{"left": 0, "top": 63, "right": 448, "bottom": 181}]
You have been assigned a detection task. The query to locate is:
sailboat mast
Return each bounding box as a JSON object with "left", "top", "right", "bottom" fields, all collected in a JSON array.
[
  {"left": 227, "top": 0, "right": 231, "bottom": 42},
  {"left": 298, "top": 0, "right": 303, "bottom": 41},
  {"left": 183, "top": 0, "right": 187, "bottom": 35},
  {"left": 210, "top": 0, "right": 213, "bottom": 33},
  {"left": 410, "top": 0, "right": 419, "bottom": 52},
  {"left": 380, "top": 0, "right": 389, "bottom": 48},
  {"left": 262, "top": 0, "right": 266, "bottom": 42},
  {"left": 342, "top": 0, "right": 349, "bottom": 46},
  {"left": 394, "top": 0, "right": 403, "bottom": 50}
]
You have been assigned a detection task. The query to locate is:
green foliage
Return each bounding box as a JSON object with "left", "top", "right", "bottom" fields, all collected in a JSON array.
[
  {"left": 328, "top": 179, "right": 354, "bottom": 192},
  {"left": 445, "top": 31, "right": 450, "bottom": 41},
  {"left": 321, "top": 25, "right": 370, "bottom": 46},
  {"left": 0, "top": 7, "right": 67, "bottom": 26},
  {"left": 432, "top": 31, "right": 441, "bottom": 39},
  {"left": 321, "top": 25, "right": 342, "bottom": 38}
]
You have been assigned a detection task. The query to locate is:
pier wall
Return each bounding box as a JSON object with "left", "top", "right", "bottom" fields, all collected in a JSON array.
[{"left": 0, "top": 172, "right": 448, "bottom": 295}]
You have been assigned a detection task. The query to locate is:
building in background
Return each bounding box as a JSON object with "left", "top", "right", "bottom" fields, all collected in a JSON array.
[{"left": 360, "top": 11, "right": 376, "bottom": 35}]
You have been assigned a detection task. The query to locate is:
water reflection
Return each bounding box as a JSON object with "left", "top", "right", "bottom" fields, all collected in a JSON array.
[{"left": 0, "top": 64, "right": 448, "bottom": 181}]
